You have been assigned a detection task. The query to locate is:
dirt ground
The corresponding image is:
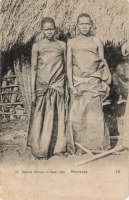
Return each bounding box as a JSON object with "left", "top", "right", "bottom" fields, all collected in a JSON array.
[
  {"left": 0, "top": 116, "right": 129, "bottom": 200},
  {"left": 0, "top": 113, "right": 128, "bottom": 167}
]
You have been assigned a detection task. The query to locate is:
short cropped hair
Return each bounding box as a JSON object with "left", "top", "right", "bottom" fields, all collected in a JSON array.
[
  {"left": 77, "top": 13, "right": 92, "bottom": 24},
  {"left": 41, "top": 17, "right": 55, "bottom": 29}
]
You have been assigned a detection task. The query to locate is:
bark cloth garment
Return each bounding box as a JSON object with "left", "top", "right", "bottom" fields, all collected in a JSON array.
[
  {"left": 27, "top": 41, "right": 66, "bottom": 158},
  {"left": 66, "top": 38, "right": 111, "bottom": 154}
]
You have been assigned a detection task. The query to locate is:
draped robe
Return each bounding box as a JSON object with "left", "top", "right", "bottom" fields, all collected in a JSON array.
[
  {"left": 67, "top": 39, "right": 111, "bottom": 154},
  {"left": 28, "top": 41, "right": 66, "bottom": 158}
]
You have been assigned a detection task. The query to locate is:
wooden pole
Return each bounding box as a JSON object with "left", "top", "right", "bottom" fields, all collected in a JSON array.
[
  {"left": 123, "top": 92, "right": 129, "bottom": 148},
  {"left": 75, "top": 145, "right": 125, "bottom": 166},
  {"left": 0, "top": 26, "right": 2, "bottom": 90},
  {"left": 0, "top": 112, "right": 26, "bottom": 116},
  {"left": 0, "top": 51, "right": 2, "bottom": 90},
  {"left": 1, "top": 84, "right": 19, "bottom": 89},
  {"left": 75, "top": 142, "right": 93, "bottom": 155}
]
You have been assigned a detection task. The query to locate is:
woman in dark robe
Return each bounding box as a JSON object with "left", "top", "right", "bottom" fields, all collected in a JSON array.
[
  {"left": 66, "top": 13, "right": 111, "bottom": 154},
  {"left": 27, "top": 17, "right": 67, "bottom": 159}
]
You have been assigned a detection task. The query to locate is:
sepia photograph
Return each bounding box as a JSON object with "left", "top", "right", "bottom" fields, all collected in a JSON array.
[{"left": 0, "top": 0, "right": 129, "bottom": 199}]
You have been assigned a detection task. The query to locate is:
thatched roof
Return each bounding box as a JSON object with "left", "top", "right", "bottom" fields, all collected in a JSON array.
[{"left": 0, "top": 0, "right": 129, "bottom": 51}]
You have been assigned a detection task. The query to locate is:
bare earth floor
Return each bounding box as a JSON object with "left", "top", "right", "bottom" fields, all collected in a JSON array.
[
  {"left": 0, "top": 118, "right": 128, "bottom": 165},
  {"left": 0, "top": 119, "right": 128, "bottom": 200}
]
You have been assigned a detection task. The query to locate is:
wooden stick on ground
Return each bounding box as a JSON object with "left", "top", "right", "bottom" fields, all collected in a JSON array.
[
  {"left": 75, "top": 142, "right": 94, "bottom": 155},
  {"left": 75, "top": 145, "right": 125, "bottom": 166}
]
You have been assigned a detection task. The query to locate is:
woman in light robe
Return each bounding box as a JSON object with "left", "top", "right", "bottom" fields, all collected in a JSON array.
[
  {"left": 66, "top": 13, "right": 111, "bottom": 154},
  {"left": 27, "top": 17, "right": 67, "bottom": 159}
]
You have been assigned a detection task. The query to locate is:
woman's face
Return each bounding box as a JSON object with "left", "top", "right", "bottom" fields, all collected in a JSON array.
[
  {"left": 42, "top": 22, "right": 55, "bottom": 40},
  {"left": 77, "top": 17, "right": 92, "bottom": 36}
]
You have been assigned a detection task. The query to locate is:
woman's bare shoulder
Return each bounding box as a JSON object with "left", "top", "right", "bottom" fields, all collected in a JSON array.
[
  {"left": 32, "top": 42, "right": 38, "bottom": 52},
  {"left": 67, "top": 37, "right": 77, "bottom": 47},
  {"left": 93, "top": 36, "right": 103, "bottom": 45},
  {"left": 57, "top": 40, "right": 66, "bottom": 50},
  {"left": 32, "top": 40, "right": 44, "bottom": 52}
]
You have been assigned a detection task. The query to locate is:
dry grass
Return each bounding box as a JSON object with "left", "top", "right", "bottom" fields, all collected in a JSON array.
[{"left": 0, "top": 0, "right": 129, "bottom": 51}]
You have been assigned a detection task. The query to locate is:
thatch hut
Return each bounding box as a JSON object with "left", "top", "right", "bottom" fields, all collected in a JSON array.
[{"left": 0, "top": 0, "right": 129, "bottom": 117}]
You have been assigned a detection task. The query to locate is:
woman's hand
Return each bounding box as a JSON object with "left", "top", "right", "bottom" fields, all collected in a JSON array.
[
  {"left": 106, "top": 75, "right": 112, "bottom": 85},
  {"left": 71, "top": 87, "right": 83, "bottom": 99},
  {"left": 32, "top": 93, "right": 36, "bottom": 106}
]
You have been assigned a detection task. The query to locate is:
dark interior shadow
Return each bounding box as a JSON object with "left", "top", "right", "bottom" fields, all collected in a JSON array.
[{"left": 103, "top": 101, "right": 126, "bottom": 148}]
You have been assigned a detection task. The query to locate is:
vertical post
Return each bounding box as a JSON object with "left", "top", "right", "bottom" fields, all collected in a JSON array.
[
  {"left": 0, "top": 26, "right": 2, "bottom": 91},
  {"left": 0, "top": 0, "right": 1, "bottom": 90},
  {"left": 0, "top": 50, "right": 2, "bottom": 90}
]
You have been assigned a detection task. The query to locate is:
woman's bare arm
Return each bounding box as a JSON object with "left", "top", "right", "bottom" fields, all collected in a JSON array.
[
  {"left": 31, "top": 43, "right": 38, "bottom": 102},
  {"left": 67, "top": 41, "right": 83, "bottom": 98},
  {"left": 67, "top": 41, "right": 74, "bottom": 89},
  {"left": 60, "top": 41, "right": 67, "bottom": 74},
  {"left": 95, "top": 37, "right": 111, "bottom": 84}
]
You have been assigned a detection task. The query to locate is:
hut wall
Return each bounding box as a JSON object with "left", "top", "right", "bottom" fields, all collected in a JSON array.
[
  {"left": 14, "top": 57, "right": 31, "bottom": 118},
  {"left": 0, "top": 0, "right": 129, "bottom": 120}
]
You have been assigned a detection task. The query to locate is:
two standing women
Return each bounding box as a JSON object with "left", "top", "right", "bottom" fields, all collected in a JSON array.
[{"left": 28, "top": 13, "right": 111, "bottom": 159}]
